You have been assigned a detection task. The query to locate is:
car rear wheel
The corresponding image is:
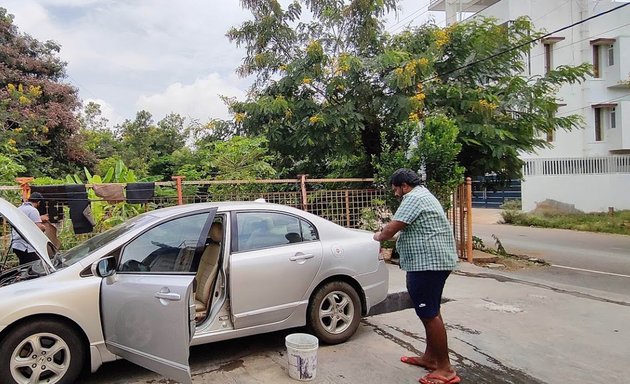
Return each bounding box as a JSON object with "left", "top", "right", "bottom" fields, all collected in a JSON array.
[
  {"left": 0, "top": 319, "right": 85, "bottom": 384},
  {"left": 307, "top": 281, "right": 362, "bottom": 345}
]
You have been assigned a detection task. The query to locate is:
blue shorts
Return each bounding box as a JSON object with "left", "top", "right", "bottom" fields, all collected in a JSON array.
[{"left": 406, "top": 270, "right": 451, "bottom": 319}]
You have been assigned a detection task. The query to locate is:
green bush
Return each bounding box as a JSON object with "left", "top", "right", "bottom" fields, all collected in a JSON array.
[
  {"left": 500, "top": 208, "right": 630, "bottom": 235},
  {"left": 500, "top": 199, "right": 522, "bottom": 210}
]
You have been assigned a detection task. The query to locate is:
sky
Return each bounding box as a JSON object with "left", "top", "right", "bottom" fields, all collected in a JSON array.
[{"left": 3, "top": 0, "right": 445, "bottom": 127}]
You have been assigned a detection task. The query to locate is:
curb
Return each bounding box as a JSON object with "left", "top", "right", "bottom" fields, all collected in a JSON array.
[
  {"left": 367, "top": 291, "right": 452, "bottom": 317},
  {"left": 367, "top": 291, "right": 413, "bottom": 316}
]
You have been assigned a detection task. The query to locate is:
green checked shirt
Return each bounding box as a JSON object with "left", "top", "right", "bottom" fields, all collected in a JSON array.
[{"left": 393, "top": 186, "right": 458, "bottom": 271}]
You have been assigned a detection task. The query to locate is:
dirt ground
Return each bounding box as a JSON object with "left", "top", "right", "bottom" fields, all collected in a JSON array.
[{"left": 472, "top": 251, "right": 549, "bottom": 271}]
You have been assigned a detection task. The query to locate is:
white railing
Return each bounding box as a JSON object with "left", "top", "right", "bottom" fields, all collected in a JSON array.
[{"left": 523, "top": 155, "right": 630, "bottom": 176}]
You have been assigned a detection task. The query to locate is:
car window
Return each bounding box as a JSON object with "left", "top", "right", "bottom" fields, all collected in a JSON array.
[
  {"left": 118, "top": 213, "right": 210, "bottom": 273},
  {"left": 300, "top": 219, "right": 319, "bottom": 241},
  {"left": 58, "top": 214, "right": 156, "bottom": 268},
  {"left": 237, "top": 212, "right": 318, "bottom": 252}
]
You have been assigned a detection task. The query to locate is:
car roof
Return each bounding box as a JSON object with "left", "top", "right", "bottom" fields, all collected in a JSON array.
[{"left": 146, "top": 201, "right": 304, "bottom": 218}]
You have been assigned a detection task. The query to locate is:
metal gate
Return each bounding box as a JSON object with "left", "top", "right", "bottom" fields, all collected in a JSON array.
[{"left": 472, "top": 177, "right": 521, "bottom": 208}]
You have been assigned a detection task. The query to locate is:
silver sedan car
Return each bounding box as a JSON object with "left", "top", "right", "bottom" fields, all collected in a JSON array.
[{"left": 0, "top": 198, "right": 388, "bottom": 384}]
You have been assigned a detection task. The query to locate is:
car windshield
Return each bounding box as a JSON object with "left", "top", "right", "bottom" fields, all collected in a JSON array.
[{"left": 55, "top": 214, "right": 156, "bottom": 268}]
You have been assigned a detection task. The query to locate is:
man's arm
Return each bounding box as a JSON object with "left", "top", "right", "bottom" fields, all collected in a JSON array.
[
  {"left": 26, "top": 208, "right": 47, "bottom": 232},
  {"left": 373, "top": 220, "right": 407, "bottom": 242}
]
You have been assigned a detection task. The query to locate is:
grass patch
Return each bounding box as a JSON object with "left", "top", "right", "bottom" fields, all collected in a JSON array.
[{"left": 501, "top": 209, "right": 630, "bottom": 235}]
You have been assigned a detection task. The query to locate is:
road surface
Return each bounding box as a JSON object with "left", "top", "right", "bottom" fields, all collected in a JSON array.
[{"left": 472, "top": 208, "right": 630, "bottom": 296}]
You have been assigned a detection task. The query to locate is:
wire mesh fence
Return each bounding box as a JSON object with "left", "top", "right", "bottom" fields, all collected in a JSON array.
[{"left": 1, "top": 177, "right": 471, "bottom": 262}]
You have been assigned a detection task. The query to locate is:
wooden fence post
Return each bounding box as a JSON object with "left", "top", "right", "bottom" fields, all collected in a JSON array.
[
  {"left": 466, "top": 177, "right": 473, "bottom": 263},
  {"left": 299, "top": 174, "right": 308, "bottom": 212},
  {"left": 15, "top": 177, "right": 33, "bottom": 201},
  {"left": 459, "top": 184, "right": 465, "bottom": 259},
  {"left": 172, "top": 176, "right": 185, "bottom": 205}
]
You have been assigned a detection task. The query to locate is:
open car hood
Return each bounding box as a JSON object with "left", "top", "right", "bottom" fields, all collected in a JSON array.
[{"left": 0, "top": 198, "right": 55, "bottom": 271}]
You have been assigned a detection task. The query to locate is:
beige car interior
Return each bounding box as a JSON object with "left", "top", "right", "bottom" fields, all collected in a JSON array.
[{"left": 194, "top": 220, "right": 222, "bottom": 321}]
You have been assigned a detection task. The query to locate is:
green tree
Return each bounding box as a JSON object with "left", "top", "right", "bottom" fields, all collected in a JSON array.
[
  {"left": 0, "top": 154, "right": 25, "bottom": 183},
  {"left": 116, "top": 111, "right": 189, "bottom": 178},
  {"left": 395, "top": 18, "right": 590, "bottom": 180},
  {"left": 0, "top": 8, "right": 86, "bottom": 176},
  {"left": 227, "top": 0, "right": 397, "bottom": 177},
  {"left": 375, "top": 115, "right": 464, "bottom": 208},
  {"left": 228, "top": 1, "right": 590, "bottom": 182},
  {"left": 75, "top": 101, "right": 119, "bottom": 172},
  {"left": 211, "top": 136, "right": 277, "bottom": 180}
]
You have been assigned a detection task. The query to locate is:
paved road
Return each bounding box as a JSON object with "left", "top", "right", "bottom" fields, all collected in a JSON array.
[{"left": 472, "top": 209, "right": 630, "bottom": 296}]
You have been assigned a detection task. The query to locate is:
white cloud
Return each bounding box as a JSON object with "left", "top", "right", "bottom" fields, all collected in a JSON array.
[
  {"left": 136, "top": 73, "right": 246, "bottom": 123},
  {"left": 2, "top": 0, "right": 440, "bottom": 127}
]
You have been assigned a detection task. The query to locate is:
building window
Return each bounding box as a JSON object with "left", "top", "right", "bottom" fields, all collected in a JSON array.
[
  {"left": 592, "top": 45, "right": 600, "bottom": 78},
  {"left": 594, "top": 108, "right": 602, "bottom": 141},
  {"left": 593, "top": 103, "right": 618, "bottom": 140},
  {"left": 608, "top": 45, "right": 614, "bottom": 66},
  {"left": 541, "top": 36, "right": 564, "bottom": 75},
  {"left": 544, "top": 44, "right": 552, "bottom": 74},
  {"left": 590, "top": 38, "right": 616, "bottom": 78}
]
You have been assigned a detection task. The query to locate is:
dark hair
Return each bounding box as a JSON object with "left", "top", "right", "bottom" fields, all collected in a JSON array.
[
  {"left": 389, "top": 168, "right": 421, "bottom": 187},
  {"left": 28, "top": 192, "right": 44, "bottom": 203}
]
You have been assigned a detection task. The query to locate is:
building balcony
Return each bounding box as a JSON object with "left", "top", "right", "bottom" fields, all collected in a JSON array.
[{"left": 429, "top": 0, "right": 500, "bottom": 12}]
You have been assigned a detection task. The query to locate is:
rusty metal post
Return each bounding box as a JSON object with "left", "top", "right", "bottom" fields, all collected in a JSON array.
[
  {"left": 451, "top": 189, "right": 458, "bottom": 257},
  {"left": 172, "top": 176, "right": 185, "bottom": 205},
  {"left": 15, "top": 177, "right": 33, "bottom": 201},
  {"left": 457, "top": 184, "right": 468, "bottom": 257},
  {"left": 299, "top": 174, "right": 308, "bottom": 212},
  {"left": 466, "top": 177, "right": 473, "bottom": 263}
]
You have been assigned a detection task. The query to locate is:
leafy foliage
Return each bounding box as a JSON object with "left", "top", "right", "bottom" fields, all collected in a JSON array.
[
  {"left": 228, "top": 2, "right": 590, "bottom": 183},
  {"left": 115, "top": 111, "right": 189, "bottom": 179},
  {"left": 0, "top": 8, "right": 85, "bottom": 176},
  {"left": 374, "top": 115, "right": 464, "bottom": 208},
  {"left": 501, "top": 208, "right": 630, "bottom": 235},
  {"left": 66, "top": 160, "right": 141, "bottom": 231}
]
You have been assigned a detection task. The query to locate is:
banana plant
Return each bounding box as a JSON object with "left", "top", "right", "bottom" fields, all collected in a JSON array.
[{"left": 66, "top": 160, "right": 142, "bottom": 231}]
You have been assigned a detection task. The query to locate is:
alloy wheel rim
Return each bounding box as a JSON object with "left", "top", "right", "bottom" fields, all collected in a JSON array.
[
  {"left": 10, "top": 332, "right": 70, "bottom": 384},
  {"left": 318, "top": 290, "right": 354, "bottom": 334}
]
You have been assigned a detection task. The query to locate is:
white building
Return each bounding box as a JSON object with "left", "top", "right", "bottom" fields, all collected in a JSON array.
[{"left": 429, "top": 0, "right": 630, "bottom": 212}]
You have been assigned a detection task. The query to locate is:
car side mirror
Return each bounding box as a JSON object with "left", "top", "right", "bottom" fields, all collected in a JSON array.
[{"left": 92, "top": 257, "right": 116, "bottom": 278}]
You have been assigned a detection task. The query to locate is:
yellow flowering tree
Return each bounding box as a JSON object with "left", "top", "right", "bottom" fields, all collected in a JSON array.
[
  {"left": 1, "top": 7, "right": 84, "bottom": 178},
  {"left": 228, "top": 1, "right": 590, "bottom": 183},
  {"left": 393, "top": 18, "right": 591, "bottom": 181}
]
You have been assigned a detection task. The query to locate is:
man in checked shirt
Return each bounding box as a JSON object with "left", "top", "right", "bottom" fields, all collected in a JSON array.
[{"left": 373, "top": 168, "right": 460, "bottom": 384}]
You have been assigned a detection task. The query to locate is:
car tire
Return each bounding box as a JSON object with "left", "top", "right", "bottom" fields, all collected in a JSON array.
[
  {"left": 307, "top": 281, "right": 362, "bottom": 345},
  {"left": 0, "top": 319, "right": 85, "bottom": 384}
]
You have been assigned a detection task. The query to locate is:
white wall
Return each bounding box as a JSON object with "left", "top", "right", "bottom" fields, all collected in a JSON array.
[
  {"left": 522, "top": 173, "right": 630, "bottom": 212},
  {"left": 475, "top": 0, "right": 630, "bottom": 212}
]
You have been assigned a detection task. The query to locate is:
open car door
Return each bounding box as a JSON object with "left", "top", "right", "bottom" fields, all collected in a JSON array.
[
  {"left": 100, "top": 274, "right": 195, "bottom": 384},
  {"left": 99, "top": 209, "right": 216, "bottom": 384}
]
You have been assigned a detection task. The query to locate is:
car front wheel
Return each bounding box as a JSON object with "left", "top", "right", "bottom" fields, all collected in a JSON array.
[
  {"left": 0, "top": 319, "right": 85, "bottom": 384},
  {"left": 307, "top": 281, "right": 362, "bottom": 345}
]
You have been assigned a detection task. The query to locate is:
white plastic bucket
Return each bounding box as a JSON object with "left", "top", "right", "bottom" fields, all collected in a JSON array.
[{"left": 285, "top": 333, "right": 319, "bottom": 381}]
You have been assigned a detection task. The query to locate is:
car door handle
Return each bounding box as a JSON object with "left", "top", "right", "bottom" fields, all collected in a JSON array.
[
  {"left": 155, "top": 291, "right": 181, "bottom": 301},
  {"left": 290, "top": 253, "right": 314, "bottom": 261}
]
